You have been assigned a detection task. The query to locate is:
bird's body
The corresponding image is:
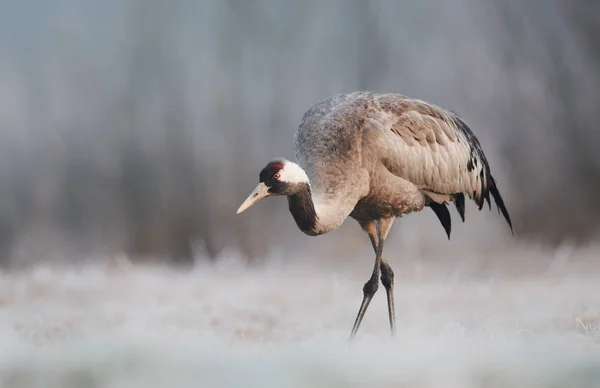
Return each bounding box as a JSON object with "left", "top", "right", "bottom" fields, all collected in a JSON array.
[
  {"left": 237, "top": 91, "right": 513, "bottom": 340},
  {"left": 291, "top": 91, "right": 511, "bottom": 238}
]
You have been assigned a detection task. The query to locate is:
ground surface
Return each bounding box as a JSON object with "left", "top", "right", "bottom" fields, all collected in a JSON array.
[{"left": 1, "top": 246, "right": 599, "bottom": 388}]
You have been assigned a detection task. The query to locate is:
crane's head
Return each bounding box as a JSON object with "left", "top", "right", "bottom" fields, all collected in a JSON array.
[{"left": 236, "top": 159, "right": 309, "bottom": 214}]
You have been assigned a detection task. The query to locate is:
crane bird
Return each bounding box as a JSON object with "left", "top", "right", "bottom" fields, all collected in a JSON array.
[{"left": 236, "top": 91, "right": 513, "bottom": 340}]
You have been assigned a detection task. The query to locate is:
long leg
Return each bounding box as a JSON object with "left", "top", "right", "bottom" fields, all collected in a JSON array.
[
  {"left": 371, "top": 218, "right": 396, "bottom": 335},
  {"left": 349, "top": 218, "right": 395, "bottom": 340},
  {"left": 349, "top": 220, "right": 384, "bottom": 340},
  {"left": 380, "top": 257, "right": 396, "bottom": 335},
  {"left": 351, "top": 218, "right": 396, "bottom": 339}
]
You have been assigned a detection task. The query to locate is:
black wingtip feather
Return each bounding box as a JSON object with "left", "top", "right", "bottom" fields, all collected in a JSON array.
[
  {"left": 477, "top": 198, "right": 484, "bottom": 211},
  {"left": 428, "top": 202, "right": 452, "bottom": 240},
  {"left": 452, "top": 114, "right": 514, "bottom": 237},
  {"left": 489, "top": 177, "right": 514, "bottom": 236},
  {"left": 454, "top": 194, "right": 465, "bottom": 222}
]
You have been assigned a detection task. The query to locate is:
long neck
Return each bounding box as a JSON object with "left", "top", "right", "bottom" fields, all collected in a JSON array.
[{"left": 287, "top": 183, "right": 346, "bottom": 236}]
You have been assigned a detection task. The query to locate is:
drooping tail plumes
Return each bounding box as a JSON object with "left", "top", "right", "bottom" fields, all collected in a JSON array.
[
  {"left": 488, "top": 175, "right": 514, "bottom": 235},
  {"left": 452, "top": 115, "right": 514, "bottom": 235},
  {"left": 454, "top": 193, "right": 466, "bottom": 222},
  {"left": 428, "top": 201, "right": 452, "bottom": 239}
]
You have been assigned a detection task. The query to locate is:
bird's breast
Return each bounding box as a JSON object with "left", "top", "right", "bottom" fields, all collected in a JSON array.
[{"left": 350, "top": 196, "right": 420, "bottom": 222}]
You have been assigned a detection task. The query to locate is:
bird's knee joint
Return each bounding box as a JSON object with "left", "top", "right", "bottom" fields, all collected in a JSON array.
[
  {"left": 362, "top": 276, "right": 379, "bottom": 296},
  {"left": 380, "top": 263, "right": 394, "bottom": 289}
]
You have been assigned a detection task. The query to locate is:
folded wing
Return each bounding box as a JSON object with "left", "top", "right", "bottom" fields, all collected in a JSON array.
[{"left": 367, "top": 95, "right": 513, "bottom": 234}]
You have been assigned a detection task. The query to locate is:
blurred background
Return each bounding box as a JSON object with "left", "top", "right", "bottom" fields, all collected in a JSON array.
[{"left": 1, "top": 0, "right": 599, "bottom": 269}]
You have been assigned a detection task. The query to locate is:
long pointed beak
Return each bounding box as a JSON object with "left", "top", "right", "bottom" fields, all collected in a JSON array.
[{"left": 236, "top": 182, "right": 270, "bottom": 214}]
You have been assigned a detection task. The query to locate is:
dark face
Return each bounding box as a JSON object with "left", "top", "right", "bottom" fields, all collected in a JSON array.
[
  {"left": 236, "top": 160, "right": 290, "bottom": 214},
  {"left": 259, "top": 161, "right": 289, "bottom": 195}
]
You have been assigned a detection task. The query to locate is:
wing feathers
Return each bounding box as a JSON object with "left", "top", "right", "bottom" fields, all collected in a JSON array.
[
  {"left": 427, "top": 201, "right": 451, "bottom": 239},
  {"left": 454, "top": 193, "right": 466, "bottom": 222},
  {"left": 372, "top": 95, "right": 513, "bottom": 234},
  {"left": 488, "top": 176, "right": 514, "bottom": 235}
]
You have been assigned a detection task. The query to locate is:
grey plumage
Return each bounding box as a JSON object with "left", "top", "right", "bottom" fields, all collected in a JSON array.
[
  {"left": 237, "top": 91, "right": 513, "bottom": 340},
  {"left": 294, "top": 91, "right": 513, "bottom": 236}
]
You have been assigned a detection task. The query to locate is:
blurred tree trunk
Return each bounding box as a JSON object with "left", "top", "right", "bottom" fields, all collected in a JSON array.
[{"left": 489, "top": 0, "right": 600, "bottom": 244}]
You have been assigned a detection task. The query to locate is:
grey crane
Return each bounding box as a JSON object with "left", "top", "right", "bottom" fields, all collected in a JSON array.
[{"left": 236, "top": 91, "right": 513, "bottom": 340}]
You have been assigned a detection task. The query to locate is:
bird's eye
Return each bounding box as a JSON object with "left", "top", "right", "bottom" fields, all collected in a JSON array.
[{"left": 273, "top": 172, "right": 281, "bottom": 180}]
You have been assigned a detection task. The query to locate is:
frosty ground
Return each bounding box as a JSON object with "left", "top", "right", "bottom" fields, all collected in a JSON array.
[{"left": 1, "top": 244, "right": 599, "bottom": 388}]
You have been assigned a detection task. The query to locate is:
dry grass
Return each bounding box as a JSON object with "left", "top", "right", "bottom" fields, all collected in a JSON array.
[{"left": 1, "top": 245, "right": 600, "bottom": 387}]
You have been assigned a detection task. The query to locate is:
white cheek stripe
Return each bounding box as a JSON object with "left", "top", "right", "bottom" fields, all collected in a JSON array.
[{"left": 279, "top": 161, "right": 309, "bottom": 183}]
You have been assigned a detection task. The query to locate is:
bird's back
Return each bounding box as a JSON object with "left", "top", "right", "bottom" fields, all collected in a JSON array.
[{"left": 293, "top": 91, "right": 512, "bottom": 233}]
